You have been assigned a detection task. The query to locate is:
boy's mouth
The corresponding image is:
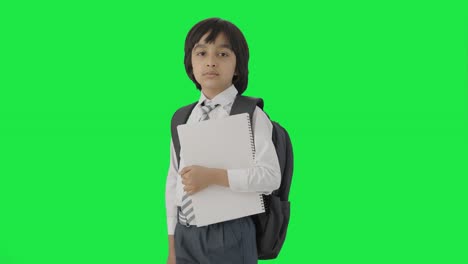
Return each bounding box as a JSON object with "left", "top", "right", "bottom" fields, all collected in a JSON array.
[{"left": 203, "top": 71, "right": 219, "bottom": 76}]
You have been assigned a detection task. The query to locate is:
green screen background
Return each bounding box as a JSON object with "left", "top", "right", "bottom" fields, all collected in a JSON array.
[{"left": 1, "top": 1, "right": 467, "bottom": 263}]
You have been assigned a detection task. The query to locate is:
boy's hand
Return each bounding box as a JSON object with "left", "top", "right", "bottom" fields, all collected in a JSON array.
[
  {"left": 167, "top": 254, "right": 176, "bottom": 264},
  {"left": 180, "top": 165, "right": 214, "bottom": 195}
]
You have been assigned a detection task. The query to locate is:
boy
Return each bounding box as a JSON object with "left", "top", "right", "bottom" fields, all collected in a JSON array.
[{"left": 166, "top": 17, "right": 281, "bottom": 264}]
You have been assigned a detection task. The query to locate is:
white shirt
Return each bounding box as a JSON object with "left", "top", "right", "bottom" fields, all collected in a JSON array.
[{"left": 165, "top": 84, "right": 281, "bottom": 235}]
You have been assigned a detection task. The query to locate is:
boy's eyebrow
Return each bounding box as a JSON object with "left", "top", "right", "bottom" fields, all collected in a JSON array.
[{"left": 193, "top": 43, "right": 232, "bottom": 50}]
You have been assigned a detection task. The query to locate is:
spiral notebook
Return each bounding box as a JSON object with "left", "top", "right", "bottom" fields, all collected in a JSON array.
[{"left": 177, "top": 113, "right": 265, "bottom": 227}]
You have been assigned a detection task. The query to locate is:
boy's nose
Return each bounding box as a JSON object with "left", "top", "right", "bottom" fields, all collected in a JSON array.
[
  {"left": 206, "top": 55, "right": 217, "bottom": 67},
  {"left": 206, "top": 60, "right": 216, "bottom": 67}
]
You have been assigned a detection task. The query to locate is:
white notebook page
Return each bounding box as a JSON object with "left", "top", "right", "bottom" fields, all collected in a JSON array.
[{"left": 177, "top": 113, "right": 265, "bottom": 226}]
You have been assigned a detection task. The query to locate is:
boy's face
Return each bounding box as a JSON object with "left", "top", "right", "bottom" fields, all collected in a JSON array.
[{"left": 191, "top": 32, "right": 237, "bottom": 96}]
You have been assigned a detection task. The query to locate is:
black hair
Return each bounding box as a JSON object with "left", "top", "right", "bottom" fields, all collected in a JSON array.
[{"left": 184, "top": 17, "right": 249, "bottom": 95}]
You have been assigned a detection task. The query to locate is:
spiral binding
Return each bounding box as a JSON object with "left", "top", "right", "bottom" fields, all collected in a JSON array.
[
  {"left": 246, "top": 114, "right": 256, "bottom": 161},
  {"left": 259, "top": 194, "right": 266, "bottom": 211},
  {"left": 246, "top": 114, "right": 267, "bottom": 212}
]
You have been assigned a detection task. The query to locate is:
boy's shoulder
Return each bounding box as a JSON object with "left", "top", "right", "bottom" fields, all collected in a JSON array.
[{"left": 171, "top": 101, "right": 198, "bottom": 129}]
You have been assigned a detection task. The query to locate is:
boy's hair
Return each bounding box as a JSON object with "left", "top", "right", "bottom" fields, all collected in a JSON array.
[{"left": 184, "top": 17, "right": 249, "bottom": 95}]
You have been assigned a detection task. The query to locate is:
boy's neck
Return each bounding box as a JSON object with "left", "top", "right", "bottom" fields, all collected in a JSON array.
[{"left": 201, "top": 84, "right": 232, "bottom": 100}]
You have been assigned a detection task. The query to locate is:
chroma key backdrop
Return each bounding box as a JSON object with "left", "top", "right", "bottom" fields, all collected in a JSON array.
[{"left": 1, "top": 1, "right": 467, "bottom": 263}]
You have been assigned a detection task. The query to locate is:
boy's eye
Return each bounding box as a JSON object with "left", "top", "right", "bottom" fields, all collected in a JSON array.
[{"left": 194, "top": 51, "right": 230, "bottom": 57}]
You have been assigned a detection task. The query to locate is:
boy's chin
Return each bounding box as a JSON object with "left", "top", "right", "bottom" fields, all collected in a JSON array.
[{"left": 201, "top": 82, "right": 229, "bottom": 91}]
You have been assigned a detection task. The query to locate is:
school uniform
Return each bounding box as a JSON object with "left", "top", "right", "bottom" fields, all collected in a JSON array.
[{"left": 165, "top": 84, "right": 281, "bottom": 263}]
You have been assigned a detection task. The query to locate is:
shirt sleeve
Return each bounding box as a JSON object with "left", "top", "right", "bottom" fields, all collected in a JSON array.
[
  {"left": 165, "top": 139, "right": 178, "bottom": 235},
  {"left": 227, "top": 106, "right": 282, "bottom": 194}
]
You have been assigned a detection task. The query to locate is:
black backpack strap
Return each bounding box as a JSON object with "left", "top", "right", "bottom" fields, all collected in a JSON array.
[
  {"left": 230, "top": 95, "right": 264, "bottom": 125},
  {"left": 171, "top": 102, "right": 198, "bottom": 167}
]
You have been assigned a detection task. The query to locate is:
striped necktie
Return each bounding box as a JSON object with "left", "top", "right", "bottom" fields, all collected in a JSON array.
[
  {"left": 199, "top": 101, "right": 220, "bottom": 121},
  {"left": 179, "top": 101, "right": 220, "bottom": 226}
]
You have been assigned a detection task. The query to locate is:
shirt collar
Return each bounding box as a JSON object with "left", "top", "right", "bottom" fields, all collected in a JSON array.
[{"left": 197, "top": 84, "right": 238, "bottom": 108}]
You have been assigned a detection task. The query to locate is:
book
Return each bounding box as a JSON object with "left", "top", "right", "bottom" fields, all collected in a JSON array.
[{"left": 177, "top": 113, "right": 265, "bottom": 226}]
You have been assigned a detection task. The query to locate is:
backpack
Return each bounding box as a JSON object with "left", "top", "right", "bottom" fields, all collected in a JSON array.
[{"left": 170, "top": 94, "right": 293, "bottom": 260}]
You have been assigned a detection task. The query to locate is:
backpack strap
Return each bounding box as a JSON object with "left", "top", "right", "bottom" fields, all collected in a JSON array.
[
  {"left": 171, "top": 102, "right": 198, "bottom": 167},
  {"left": 230, "top": 95, "right": 264, "bottom": 125}
]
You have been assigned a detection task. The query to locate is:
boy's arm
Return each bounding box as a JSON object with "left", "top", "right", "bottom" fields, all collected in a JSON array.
[
  {"left": 166, "top": 140, "right": 178, "bottom": 261},
  {"left": 165, "top": 140, "right": 179, "bottom": 235},
  {"left": 225, "top": 107, "right": 281, "bottom": 193},
  {"left": 209, "top": 168, "right": 229, "bottom": 186},
  {"left": 167, "top": 235, "right": 176, "bottom": 263}
]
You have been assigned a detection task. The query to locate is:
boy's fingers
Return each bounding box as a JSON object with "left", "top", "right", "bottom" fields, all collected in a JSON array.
[
  {"left": 179, "top": 166, "right": 192, "bottom": 176},
  {"left": 184, "top": 185, "right": 194, "bottom": 193},
  {"left": 187, "top": 188, "right": 196, "bottom": 195},
  {"left": 182, "top": 178, "right": 192, "bottom": 185}
]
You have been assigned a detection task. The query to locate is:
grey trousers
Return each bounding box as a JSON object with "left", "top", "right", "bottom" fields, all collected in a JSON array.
[{"left": 174, "top": 216, "right": 258, "bottom": 264}]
